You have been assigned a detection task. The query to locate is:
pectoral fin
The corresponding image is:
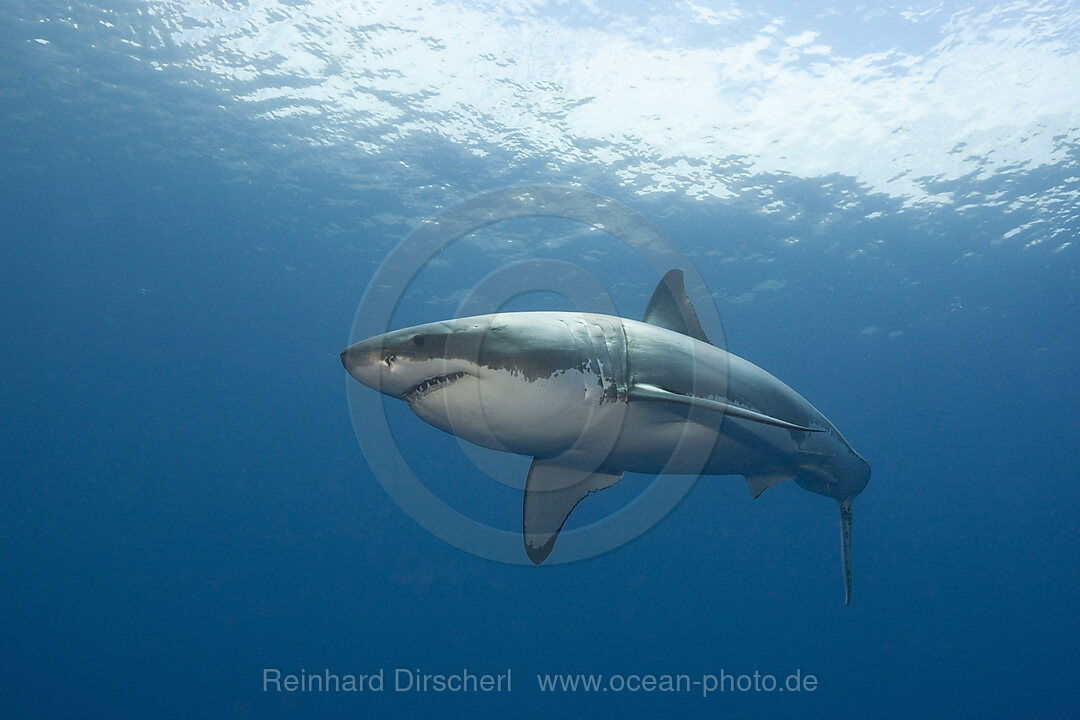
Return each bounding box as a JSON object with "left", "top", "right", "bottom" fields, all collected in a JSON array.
[
  {"left": 745, "top": 473, "right": 792, "bottom": 499},
  {"left": 523, "top": 458, "right": 623, "bottom": 564},
  {"left": 631, "top": 383, "right": 824, "bottom": 433}
]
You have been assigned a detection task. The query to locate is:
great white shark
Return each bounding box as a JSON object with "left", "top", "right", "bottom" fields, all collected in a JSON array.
[{"left": 342, "top": 270, "right": 871, "bottom": 604}]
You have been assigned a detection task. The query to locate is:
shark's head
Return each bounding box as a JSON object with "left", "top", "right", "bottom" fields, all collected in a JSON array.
[
  {"left": 342, "top": 313, "right": 609, "bottom": 458},
  {"left": 341, "top": 320, "right": 473, "bottom": 400}
]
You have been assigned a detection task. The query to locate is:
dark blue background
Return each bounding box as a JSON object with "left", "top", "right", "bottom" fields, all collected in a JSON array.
[{"left": 2, "top": 2, "right": 1078, "bottom": 717}]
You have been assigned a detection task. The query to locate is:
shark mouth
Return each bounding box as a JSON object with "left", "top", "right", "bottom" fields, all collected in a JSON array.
[{"left": 402, "top": 371, "right": 467, "bottom": 404}]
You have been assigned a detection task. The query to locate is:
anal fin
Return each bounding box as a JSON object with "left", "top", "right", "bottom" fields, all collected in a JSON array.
[
  {"left": 523, "top": 458, "right": 623, "bottom": 564},
  {"left": 745, "top": 473, "right": 792, "bottom": 499}
]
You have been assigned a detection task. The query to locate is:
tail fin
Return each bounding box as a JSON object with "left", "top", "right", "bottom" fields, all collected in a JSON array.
[{"left": 839, "top": 498, "right": 854, "bottom": 606}]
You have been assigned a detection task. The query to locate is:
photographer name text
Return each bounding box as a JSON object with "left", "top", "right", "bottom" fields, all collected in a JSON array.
[{"left": 263, "top": 667, "right": 511, "bottom": 694}]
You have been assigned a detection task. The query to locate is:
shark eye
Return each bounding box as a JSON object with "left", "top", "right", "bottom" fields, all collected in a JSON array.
[
  {"left": 412, "top": 335, "right": 425, "bottom": 348},
  {"left": 384, "top": 353, "right": 396, "bottom": 367}
]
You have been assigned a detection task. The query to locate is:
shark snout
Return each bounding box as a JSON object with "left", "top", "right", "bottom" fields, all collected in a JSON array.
[{"left": 340, "top": 340, "right": 387, "bottom": 391}]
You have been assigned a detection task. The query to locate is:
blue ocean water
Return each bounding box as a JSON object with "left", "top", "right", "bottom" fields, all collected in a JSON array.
[{"left": 2, "top": 1, "right": 1078, "bottom": 717}]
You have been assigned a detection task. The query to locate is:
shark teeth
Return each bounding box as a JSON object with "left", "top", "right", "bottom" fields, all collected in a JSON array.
[{"left": 402, "top": 371, "right": 467, "bottom": 404}]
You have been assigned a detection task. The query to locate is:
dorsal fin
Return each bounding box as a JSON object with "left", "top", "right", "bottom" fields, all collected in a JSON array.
[{"left": 642, "top": 269, "right": 711, "bottom": 344}]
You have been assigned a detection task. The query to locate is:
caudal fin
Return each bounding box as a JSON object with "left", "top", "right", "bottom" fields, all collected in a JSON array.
[{"left": 839, "top": 498, "right": 853, "bottom": 606}]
